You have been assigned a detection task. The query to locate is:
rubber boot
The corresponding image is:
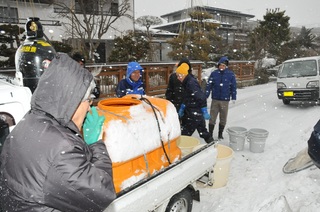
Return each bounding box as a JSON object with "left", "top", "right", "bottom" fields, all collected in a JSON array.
[
  {"left": 208, "top": 124, "right": 215, "bottom": 137},
  {"left": 218, "top": 124, "right": 225, "bottom": 139},
  {"left": 205, "top": 136, "right": 214, "bottom": 144}
]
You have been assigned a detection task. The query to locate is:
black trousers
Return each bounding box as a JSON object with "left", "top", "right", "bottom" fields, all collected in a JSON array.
[
  {"left": 308, "top": 120, "right": 320, "bottom": 169},
  {"left": 181, "top": 112, "right": 211, "bottom": 141}
]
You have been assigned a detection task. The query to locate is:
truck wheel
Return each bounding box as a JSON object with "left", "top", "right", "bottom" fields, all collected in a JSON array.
[
  {"left": 165, "top": 189, "right": 193, "bottom": 212},
  {"left": 283, "top": 99, "right": 290, "bottom": 105}
]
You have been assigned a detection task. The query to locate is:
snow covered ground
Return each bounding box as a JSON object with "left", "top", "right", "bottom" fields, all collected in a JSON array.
[{"left": 192, "top": 81, "right": 320, "bottom": 212}]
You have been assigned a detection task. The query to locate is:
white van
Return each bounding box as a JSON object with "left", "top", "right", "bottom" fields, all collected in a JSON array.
[{"left": 277, "top": 56, "right": 320, "bottom": 105}]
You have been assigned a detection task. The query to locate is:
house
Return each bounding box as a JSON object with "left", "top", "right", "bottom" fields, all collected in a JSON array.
[{"left": 153, "top": 6, "right": 256, "bottom": 48}]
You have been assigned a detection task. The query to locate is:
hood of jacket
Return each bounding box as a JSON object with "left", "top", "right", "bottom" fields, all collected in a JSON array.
[
  {"left": 31, "top": 53, "right": 93, "bottom": 127},
  {"left": 126, "top": 61, "right": 143, "bottom": 87},
  {"left": 218, "top": 56, "right": 229, "bottom": 66}
]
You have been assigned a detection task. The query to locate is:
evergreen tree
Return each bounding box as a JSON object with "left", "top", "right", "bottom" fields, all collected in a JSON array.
[
  {"left": 296, "top": 26, "right": 316, "bottom": 49},
  {"left": 108, "top": 31, "right": 149, "bottom": 62},
  {"left": 167, "top": 10, "right": 220, "bottom": 62},
  {"left": 249, "top": 8, "right": 291, "bottom": 60}
]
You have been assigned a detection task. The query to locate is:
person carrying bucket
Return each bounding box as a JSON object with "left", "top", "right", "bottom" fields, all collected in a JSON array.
[
  {"left": 205, "top": 56, "right": 237, "bottom": 140},
  {"left": 176, "top": 63, "right": 214, "bottom": 144},
  {"left": 116, "top": 61, "right": 145, "bottom": 97}
]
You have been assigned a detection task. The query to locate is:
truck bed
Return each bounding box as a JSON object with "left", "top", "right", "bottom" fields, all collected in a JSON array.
[{"left": 104, "top": 142, "right": 217, "bottom": 212}]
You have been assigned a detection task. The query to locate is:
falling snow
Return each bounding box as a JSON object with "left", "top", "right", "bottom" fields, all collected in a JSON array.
[{"left": 191, "top": 82, "right": 320, "bottom": 211}]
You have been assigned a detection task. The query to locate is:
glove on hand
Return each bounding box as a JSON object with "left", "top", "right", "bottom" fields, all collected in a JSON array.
[
  {"left": 201, "top": 107, "right": 211, "bottom": 120},
  {"left": 178, "top": 104, "right": 186, "bottom": 118},
  {"left": 83, "top": 107, "right": 105, "bottom": 145}
]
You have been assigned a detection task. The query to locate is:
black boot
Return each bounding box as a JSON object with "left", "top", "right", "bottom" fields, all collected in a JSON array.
[
  {"left": 208, "top": 124, "right": 215, "bottom": 137},
  {"left": 218, "top": 124, "right": 225, "bottom": 139},
  {"left": 205, "top": 136, "right": 214, "bottom": 144}
]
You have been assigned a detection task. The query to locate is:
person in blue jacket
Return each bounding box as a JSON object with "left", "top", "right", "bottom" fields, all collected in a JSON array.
[
  {"left": 205, "top": 56, "right": 237, "bottom": 140},
  {"left": 176, "top": 63, "right": 214, "bottom": 144},
  {"left": 116, "top": 61, "right": 145, "bottom": 97}
]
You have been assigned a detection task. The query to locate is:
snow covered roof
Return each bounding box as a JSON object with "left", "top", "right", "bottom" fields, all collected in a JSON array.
[{"left": 152, "top": 17, "right": 231, "bottom": 31}]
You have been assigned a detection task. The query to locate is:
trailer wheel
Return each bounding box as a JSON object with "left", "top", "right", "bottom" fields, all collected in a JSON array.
[
  {"left": 165, "top": 189, "right": 193, "bottom": 212},
  {"left": 283, "top": 99, "right": 290, "bottom": 105}
]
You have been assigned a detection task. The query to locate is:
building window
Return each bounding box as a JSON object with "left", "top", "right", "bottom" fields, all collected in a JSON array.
[
  {"left": 17, "top": 0, "right": 53, "bottom": 3},
  {"left": 111, "top": 1, "right": 119, "bottom": 16},
  {"left": 75, "top": 0, "right": 99, "bottom": 15},
  {"left": 0, "top": 7, "right": 18, "bottom": 24},
  {"left": 53, "top": 0, "right": 119, "bottom": 16}
]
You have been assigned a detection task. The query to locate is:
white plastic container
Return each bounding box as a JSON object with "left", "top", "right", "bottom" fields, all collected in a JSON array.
[
  {"left": 247, "top": 128, "right": 269, "bottom": 153},
  {"left": 226, "top": 126, "right": 247, "bottom": 151},
  {"left": 177, "top": 136, "right": 201, "bottom": 157},
  {"left": 212, "top": 144, "right": 234, "bottom": 188}
]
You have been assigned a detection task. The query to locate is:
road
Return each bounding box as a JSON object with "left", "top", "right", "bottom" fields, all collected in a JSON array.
[{"left": 193, "top": 81, "right": 320, "bottom": 211}]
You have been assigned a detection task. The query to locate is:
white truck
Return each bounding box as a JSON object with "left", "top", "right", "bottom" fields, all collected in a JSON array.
[
  {"left": 0, "top": 76, "right": 218, "bottom": 212},
  {"left": 0, "top": 76, "right": 32, "bottom": 150},
  {"left": 277, "top": 56, "right": 320, "bottom": 105},
  {"left": 105, "top": 142, "right": 217, "bottom": 212}
]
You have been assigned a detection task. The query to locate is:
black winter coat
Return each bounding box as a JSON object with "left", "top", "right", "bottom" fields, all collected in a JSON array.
[
  {"left": 165, "top": 73, "right": 185, "bottom": 111},
  {"left": 181, "top": 74, "right": 207, "bottom": 117},
  {"left": 0, "top": 54, "right": 116, "bottom": 211}
]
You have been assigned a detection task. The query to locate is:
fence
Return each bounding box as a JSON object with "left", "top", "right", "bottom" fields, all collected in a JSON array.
[
  {"left": 86, "top": 61, "right": 204, "bottom": 100},
  {"left": 0, "top": 61, "right": 255, "bottom": 99},
  {"left": 229, "top": 61, "right": 255, "bottom": 81}
]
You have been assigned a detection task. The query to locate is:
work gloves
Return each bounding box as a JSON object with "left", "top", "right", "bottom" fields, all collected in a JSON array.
[
  {"left": 201, "top": 107, "right": 211, "bottom": 120},
  {"left": 83, "top": 107, "right": 105, "bottom": 145},
  {"left": 179, "top": 105, "right": 211, "bottom": 120},
  {"left": 178, "top": 104, "right": 186, "bottom": 118}
]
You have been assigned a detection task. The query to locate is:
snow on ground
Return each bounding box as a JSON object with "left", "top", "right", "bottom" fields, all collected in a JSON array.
[{"left": 192, "top": 81, "right": 320, "bottom": 212}]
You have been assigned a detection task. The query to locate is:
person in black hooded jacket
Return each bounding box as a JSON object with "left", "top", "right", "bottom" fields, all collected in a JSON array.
[
  {"left": 0, "top": 53, "right": 116, "bottom": 211},
  {"left": 165, "top": 57, "right": 192, "bottom": 112},
  {"left": 72, "top": 52, "right": 101, "bottom": 99},
  {"left": 176, "top": 62, "right": 214, "bottom": 144}
]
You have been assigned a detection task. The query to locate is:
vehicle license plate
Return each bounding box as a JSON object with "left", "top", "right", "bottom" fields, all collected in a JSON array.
[{"left": 283, "top": 91, "right": 294, "bottom": 97}]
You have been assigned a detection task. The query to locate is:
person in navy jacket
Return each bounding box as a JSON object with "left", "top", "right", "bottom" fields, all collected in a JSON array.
[
  {"left": 165, "top": 57, "right": 192, "bottom": 112},
  {"left": 205, "top": 56, "right": 237, "bottom": 140},
  {"left": 116, "top": 61, "right": 145, "bottom": 97},
  {"left": 176, "top": 63, "right": 214, "bottom": 144}
]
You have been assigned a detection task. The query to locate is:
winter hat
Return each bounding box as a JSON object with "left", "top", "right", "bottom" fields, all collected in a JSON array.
[
  {"left": 218, "top": 56, "right": 229, "bottom": 66},
  {"left": 176, "top": 63, "right": 189, "bottom": 75},
  {"left": 72, "top": 52, "right": 86, "bottom": 65},
  {"left": 126, "top": 61, "right": 143, "bottom": 78}
]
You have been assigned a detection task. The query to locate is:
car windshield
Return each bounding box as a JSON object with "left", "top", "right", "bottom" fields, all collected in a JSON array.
[{"left": 278, "top": 60, "right": 318, "bottom": 78}]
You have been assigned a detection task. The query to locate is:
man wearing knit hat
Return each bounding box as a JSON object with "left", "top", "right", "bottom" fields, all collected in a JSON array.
[
  {"left": 176, "top": 62, "right": 214, "bottom": 144},
  {"left": 205, "top": 56, "right": 237, "bottom": 140}
]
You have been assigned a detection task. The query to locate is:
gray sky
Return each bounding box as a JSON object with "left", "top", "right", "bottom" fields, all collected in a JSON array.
[{"left": 134, "top": 0, "right": 320, "bottom": 28}]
